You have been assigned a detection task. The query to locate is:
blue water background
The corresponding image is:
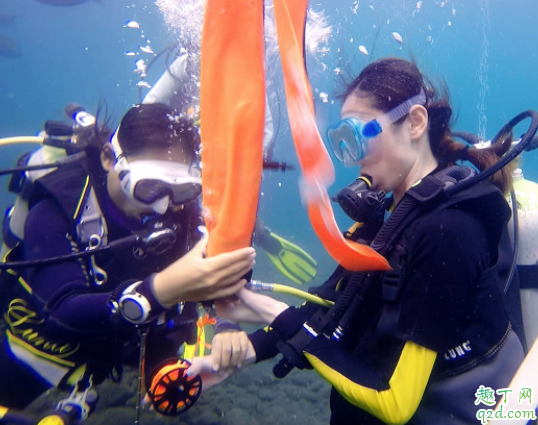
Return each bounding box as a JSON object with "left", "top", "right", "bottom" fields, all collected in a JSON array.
[{"left": 0, "top": 0, "right": 537, "bottom": 288}]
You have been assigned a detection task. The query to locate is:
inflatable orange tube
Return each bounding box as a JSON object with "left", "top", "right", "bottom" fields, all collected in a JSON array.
[
  {"left": 200, "top": 0, "right": 265, "bottom": 257},
  {"left": 273, "top": 0, "right": 389, "bottom": 271}
]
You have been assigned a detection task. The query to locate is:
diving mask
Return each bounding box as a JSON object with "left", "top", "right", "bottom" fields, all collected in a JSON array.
[
  {"left": 111, "top": 130, "right": 202, "bottom": 215},
  {"left": 328, "top": 88, "right": 427, "bottom": 167}
]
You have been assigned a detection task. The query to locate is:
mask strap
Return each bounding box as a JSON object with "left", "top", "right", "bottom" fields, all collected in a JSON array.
[
  {"left": 110, "top": 127, "right": 126, "bottom": 161},
  {"left": 377, "top": 88, "right": 427, "bottom": 129},
  {"left": 110, "top": 128, "right": 131, "bottom": 177}
]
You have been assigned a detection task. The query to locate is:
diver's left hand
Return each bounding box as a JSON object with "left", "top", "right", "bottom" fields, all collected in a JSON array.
[
  {"left": 210, "top": 331, "right": 249, "bottom": 375},
  {"left": 186, "top": 341, "right": 257, "bottom": 392}
]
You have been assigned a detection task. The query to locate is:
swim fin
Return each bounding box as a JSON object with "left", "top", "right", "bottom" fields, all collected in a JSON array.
[{"left": 254, "top": 224, "right": 317, "bottom": 285}]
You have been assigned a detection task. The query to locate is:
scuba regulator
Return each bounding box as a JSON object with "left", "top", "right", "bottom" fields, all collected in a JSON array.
[{"left": 331, "top": 176, "right": 386, "bottom": 242}]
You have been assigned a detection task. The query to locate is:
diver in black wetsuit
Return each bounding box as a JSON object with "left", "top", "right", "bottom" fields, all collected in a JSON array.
[
  {"left": 191, "top": 57, "right": 527, "bottom": 425},
  {"left": 0, "top": 103, "right": 253, "bottom": 411}
]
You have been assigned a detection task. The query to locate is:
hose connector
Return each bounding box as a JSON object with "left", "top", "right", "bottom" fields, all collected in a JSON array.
[{"left": 246, "top": 280, "right": 274, "bottom": 292}]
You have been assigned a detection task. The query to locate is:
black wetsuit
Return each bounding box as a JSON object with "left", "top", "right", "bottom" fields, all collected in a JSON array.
[
  {"left": 250, "top": 177, "right": 525, "bottom": 424},
  {"left": 0, "top": 162, "right": 209, "bottom": 409}
]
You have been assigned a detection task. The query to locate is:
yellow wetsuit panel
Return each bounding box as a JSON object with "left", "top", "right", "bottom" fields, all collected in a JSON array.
[{"left": 305, "top": 340, "right": 437, "bottom": 425}]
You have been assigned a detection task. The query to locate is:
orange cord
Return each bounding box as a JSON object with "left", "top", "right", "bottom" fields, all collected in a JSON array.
[{"left": 192, "top": 313, "right": 216, "bottom": 355}]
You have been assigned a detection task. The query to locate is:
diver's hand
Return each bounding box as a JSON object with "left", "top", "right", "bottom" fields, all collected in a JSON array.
[
  {"left": 210, "top": 331, "right": 249, "bottom": 375},
  {"left": 153, "top": 238, "right": 256, "bottom": 305},
  {"left": 186, "top": 342, "right": 257, "bottom": 392},
  {"left": 215, "top": 287, "right": 288, "bottom": 325}
]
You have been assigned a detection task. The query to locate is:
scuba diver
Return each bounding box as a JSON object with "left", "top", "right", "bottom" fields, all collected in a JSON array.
[
  {"left": 0, "top": 103, "right": 254, "bottom": 421},
  {"left": 188, "top": 57, "right": 534, "bottom": 425},
  {"left": 452, "top": 130, "right": 538, "bottom": 349},
  {"left": 509, "top": 167, "right": 538, "bottom": 347},
  {"left": 140, "top": 52, "right": 318, "bottom": 286}
]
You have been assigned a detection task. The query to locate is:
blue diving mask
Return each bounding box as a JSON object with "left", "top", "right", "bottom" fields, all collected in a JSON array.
[{"left": 327, "top": 88, "right": 427, "bottom": 167}]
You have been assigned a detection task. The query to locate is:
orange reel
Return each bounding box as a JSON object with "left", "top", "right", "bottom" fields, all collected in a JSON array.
[{"left": 147, "top": 358, "right": 202, "bottom": 415}]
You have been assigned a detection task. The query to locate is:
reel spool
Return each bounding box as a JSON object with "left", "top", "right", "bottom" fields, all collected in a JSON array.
[{"left": 147, "top": 358, "right": 202, "bottom": 415}]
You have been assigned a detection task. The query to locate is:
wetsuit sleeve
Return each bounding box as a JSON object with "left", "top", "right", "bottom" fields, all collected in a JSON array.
[
  {"left": 23, "top": 199, "right": 144, "bottom": 340},
  {"left": 248, "top": 301, "right": 320, "bottom": 362},
  {"left": 249, "top": 327, "right": 280, "bottom": 362},
  {"left": 305, "top": 341, "right": 436, "bottom": 425},
  {"left": 249, "top": 303, "right": 437, "bottom": 424}
]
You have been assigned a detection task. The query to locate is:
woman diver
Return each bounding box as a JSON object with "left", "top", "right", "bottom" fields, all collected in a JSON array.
[
  {"left": 0, "top": 102, "right": 253, "bottom": 411},
  {"left": 192, "top": 57, "right": 526, "bottom": 424}
]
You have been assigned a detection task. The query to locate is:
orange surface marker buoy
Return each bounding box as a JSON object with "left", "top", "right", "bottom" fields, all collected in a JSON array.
[
  {"left": 273, "top": 0, "right": 389, "bottom": 271},
  {"left": 200, "top": 0, "right": 265, "bottom": 257}
]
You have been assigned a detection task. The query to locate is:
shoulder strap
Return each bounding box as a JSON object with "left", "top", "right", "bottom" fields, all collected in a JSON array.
[{"left": 76, "top": 187, "right": 108, "bottom": 247}]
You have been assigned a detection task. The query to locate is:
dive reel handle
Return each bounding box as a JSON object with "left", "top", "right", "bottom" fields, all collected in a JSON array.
[
  {"left": 273, "top": 356, "right": 296, "bottom": 379},
  {"left": 273, "top": 328, "right": 315, "bottom": 379},
  {"left": 273, "top": 341, "right": 312, "bottom": 378}
]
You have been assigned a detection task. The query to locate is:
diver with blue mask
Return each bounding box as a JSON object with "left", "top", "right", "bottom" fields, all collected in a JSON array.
[
  {"left": 327, "top": 88, "right": 427, "bottom": 168},
  {"left": 0, "top": 103, "right": 254, "bottom": 421},
  {"left": 328, "top": 88, "right": 427, "bottom": 243},
  {"left": 190, "top": 57, "right": 536, "bottom": 425}
]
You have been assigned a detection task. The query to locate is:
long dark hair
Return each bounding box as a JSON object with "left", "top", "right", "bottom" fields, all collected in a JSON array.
[{"left": 343, "top": 58, "right": 512, "bottom": 194}]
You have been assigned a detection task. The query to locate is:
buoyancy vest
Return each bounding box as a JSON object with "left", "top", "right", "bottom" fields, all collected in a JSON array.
[
  {"left": 0, "top": 156, "right": 201, "bottom": 387},
  {"left": 321, "top": 171, "right": 525, "bottom": 424},
  {"left": 377, "top": 178, "right": 516, "bottom": 378}
]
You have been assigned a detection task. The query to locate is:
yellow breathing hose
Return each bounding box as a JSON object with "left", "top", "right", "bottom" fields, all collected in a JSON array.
[
  {"left": 272, "top": 284, "right": 334, "bottom": 307},
  {"left": 247, "top": 281, "right": 334, "bottom": 307},
  {"left": 0, "top": 136, "right": 44, "bottom": 146}
]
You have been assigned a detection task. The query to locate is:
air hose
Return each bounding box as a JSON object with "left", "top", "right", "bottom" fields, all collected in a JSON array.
[{"left": 247, "top": 280, "right": 334, "bottom": 308}]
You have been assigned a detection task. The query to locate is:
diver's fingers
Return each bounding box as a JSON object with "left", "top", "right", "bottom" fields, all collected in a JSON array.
[
  {"left": 210, "top": 332, "right": 250, "bottom": 375},
  {"left": 236, "top": 331, "right": 249, "bottom": 369},
  {"left": 210, "top": 279, "right": 249, "bottom": 300},
  {"left": 210, "top": 333, "right": 225, "bottom": 372},
  {"left": 204, "top": 247, "right": 256, "bottom": 274},
  {"left": 186, "top": 356, "right": 230, "bottom": 392},
  {"left": 212, "top": 259, "right": 255, "bottom": 287},
  {"left": 221, "top": 332, "right": 248, "bottom": 374},
  {"left": 186, "top": 355, "right": 213, "bottom": 378}
]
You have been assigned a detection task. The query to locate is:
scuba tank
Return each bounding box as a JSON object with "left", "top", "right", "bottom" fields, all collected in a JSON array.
[
  {"left": 507, "top": 168, "right": 538, "bottom": 347},
  {"left": 0, "top": 104, "right": 94, "bottom": 256}
]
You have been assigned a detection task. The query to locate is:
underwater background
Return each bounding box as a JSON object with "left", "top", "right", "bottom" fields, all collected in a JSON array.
[{"left": 0, "top": 0, "right": 537, "bottom": 423}]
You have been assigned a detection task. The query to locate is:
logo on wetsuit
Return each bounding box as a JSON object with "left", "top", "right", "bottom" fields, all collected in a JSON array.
[
  {"left": 443, "top": 340, "right": 472, "bottom": 361},
  {"left": 5, "top": 299, "right": 80, "bottom": 364}
]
